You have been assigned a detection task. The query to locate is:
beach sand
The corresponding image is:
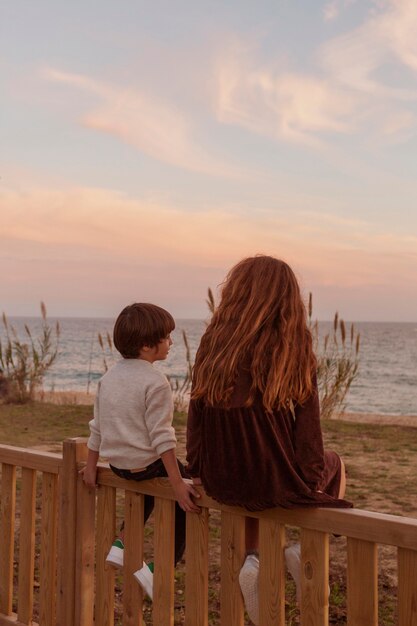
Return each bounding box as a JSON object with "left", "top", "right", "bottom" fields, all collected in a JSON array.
[
  {"left": 35, "top": 389, "right": 417, "bottom": 427},
  {"left": 335, "top": 410, "right": 417, "bottom": 427},
  {"left": 34, "top": 389, "right": 95, "bottom": 405}
]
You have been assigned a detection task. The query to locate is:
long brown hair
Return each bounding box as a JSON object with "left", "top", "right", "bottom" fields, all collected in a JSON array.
[{"left": 191, "top": 255, "right": 316, "bottom": 412}]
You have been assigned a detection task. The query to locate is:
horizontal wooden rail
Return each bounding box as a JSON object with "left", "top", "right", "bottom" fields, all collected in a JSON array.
[
  {"left": 95, "top": 464, "right": 417, "bottom": 551},
  {"left": 0, "top": 445, "right": 62, "bottom": 474},
  {"left": 2, "top": 438, "right": 417, "bottom": 626}
]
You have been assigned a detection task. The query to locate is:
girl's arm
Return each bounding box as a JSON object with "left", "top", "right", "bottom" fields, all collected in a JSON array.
[
  {"left": 293, "top": 375, "right": 325, "bottom": 491},
  {"left": 185, "top": 399, "right": 202, "bottom": 478}
]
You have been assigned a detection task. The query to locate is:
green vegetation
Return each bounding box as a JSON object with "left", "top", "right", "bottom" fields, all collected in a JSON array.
[{"left": 0, "top": 401, "right": 91, "bottom": 448}]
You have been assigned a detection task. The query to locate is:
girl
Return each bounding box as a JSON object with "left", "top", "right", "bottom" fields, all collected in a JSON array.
[{"left": 186, "top": 255, "right": 351, "bottom": 624}]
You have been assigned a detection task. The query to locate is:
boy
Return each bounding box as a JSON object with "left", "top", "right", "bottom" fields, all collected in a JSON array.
[{"left": 81, "top": 302, "right": 200, "bottom": 599}]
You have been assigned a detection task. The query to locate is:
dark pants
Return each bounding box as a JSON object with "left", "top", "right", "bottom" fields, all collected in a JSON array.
[{"left": 110, "top": 457, "right": 188, "bottom": 565}]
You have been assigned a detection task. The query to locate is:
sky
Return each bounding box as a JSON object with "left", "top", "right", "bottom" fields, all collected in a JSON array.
[{"left": 1, "top": 0, "right": 417, "bottom": 321}]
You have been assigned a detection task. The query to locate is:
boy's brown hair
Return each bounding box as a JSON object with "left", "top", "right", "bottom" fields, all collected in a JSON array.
[{"left": 113, "top": 303, "right": 175, "bottom": 359}]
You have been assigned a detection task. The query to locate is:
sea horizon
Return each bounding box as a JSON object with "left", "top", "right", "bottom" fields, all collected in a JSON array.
[
  {"left": 1, "top": 317, "right": 416, "bottom": 417},
  {"left": 5, "top": 315, "right": 417, "bottom": 324}
]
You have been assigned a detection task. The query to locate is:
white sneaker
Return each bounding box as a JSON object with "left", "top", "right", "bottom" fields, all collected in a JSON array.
[
  {"left": 106, "top": 538, "right": 124, "bottom": 568},
  {"left": 285, "top": 543, "right": 301, "bottom": 603},
  {"left": 133, "top": 562, "right": 154, "bottom": 600},
  {"left": 239, "top": 554, "right": 259, "bottom": 625}
]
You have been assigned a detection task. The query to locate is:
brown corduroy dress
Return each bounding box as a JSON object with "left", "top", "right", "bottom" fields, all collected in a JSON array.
[{"left": 186, "top": 366, "right": 352, "bottom": 511}]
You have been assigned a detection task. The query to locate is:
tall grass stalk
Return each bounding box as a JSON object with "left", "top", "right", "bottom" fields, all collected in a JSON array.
[
  {"left": 98, "top": 331, "right": 113, "bottom": 373},
  {"left": 167, "top": 330, "right": 193, "bottom": 412},
  {"left": 0, "top": 303, "right": 60, "bottom": 403},
  {"left": 308, "top": 293, "right": 360, "bottom": 419}
]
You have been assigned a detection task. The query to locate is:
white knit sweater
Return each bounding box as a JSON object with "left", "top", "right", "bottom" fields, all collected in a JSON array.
[{"left": 87, "top": 358, "right": 176, "bottom": 469}]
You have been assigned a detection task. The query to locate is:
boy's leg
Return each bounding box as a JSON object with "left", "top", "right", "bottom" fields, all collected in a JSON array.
[
  {"left": 144, "top": 495, "right": 155, "bottom": 523},
  {"left": 138, "top": 457, "right": 188, "bottom": 564},
  {"left": 116, "top": 458, "right": 189, "bottom": 566}
]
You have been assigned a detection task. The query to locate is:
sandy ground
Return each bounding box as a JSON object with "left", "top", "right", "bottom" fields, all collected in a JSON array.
[
  {"left": 335, "top": 411, "right": 417, "bottom": 427},
  {"left": 35, "top": 390, "right": 417, "bottom": 427},
  {"left": 34, "top": 389, "right": 95, "bottom": 405}
]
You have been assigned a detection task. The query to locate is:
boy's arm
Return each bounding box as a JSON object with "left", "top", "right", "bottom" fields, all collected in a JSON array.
[
  {"left": 80, "top": 448, "right": 99, "bottom": 488},
  {"left": 160, "top": 449, "right": 201, "bottom": 513}
]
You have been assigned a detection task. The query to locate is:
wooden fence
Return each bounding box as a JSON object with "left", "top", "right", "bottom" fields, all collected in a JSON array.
[{"left": 1, "top": 437, "right": 417, "bottom": 625}]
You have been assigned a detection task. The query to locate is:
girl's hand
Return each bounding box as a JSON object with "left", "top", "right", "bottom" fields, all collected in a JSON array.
[
  {"left": 192, "top": 477, "right": 202, "bottom": 485},
  {"left": 172, "top": 479, "right": 201, "bottom": 513}
]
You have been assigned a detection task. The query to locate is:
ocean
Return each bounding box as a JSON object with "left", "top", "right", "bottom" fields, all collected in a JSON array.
[{"left": 1, "top": 317, "right": 416, "bottom": 417}]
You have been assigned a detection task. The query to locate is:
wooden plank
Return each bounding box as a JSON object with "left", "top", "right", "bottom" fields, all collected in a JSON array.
[
  {"left": 57, "top": 438, "right": 88, "bottom": 626},
  {"left": 17, "top": 467, "right": 36, "bottom": 624},
  {"left": 123, "top": 490, "right": 144, "bottom": 626},
  {"left": 259, "top": 519, "right": 285, "bottom": 626},
  {"left": 300, "top": 529, "right": 329, "bottom": 626},
  {"left": 0, "top": 464, "right": 16, "bottom": 615},
  {"left": 39, "top": 472, "right": 59, "bottom": 626},
  {"left": 74, "top": 471, "right": 96, "bottom": 626},
  {"left": 153, "top": 498, "right": 175, "bottom": 626},
  {"left": 0, "top": 445, "right": 61, "bottom": 474},
  {"left": 96, "top": 485, "right": 116, "bottom": 626},
  {"left": 98, "top": 467, "right": 417, "bottom": 551},
  {"left": 220, "top": 511, "right": 245, "bottom": 626},
  {"left": 398, "top": 547, "right": 417, "bottom": 625},
  {"left": 185, "top": 508, "right": 209, "bottom": 626},
  {"left": 347, "top": 538, "right": 377, "bottom": 626}
]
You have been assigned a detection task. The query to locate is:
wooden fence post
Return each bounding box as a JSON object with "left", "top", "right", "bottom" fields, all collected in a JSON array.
[
  {"left": 259, "top": 519, "right": 285, "bottom": 626},
  {"left": 96, "top": 485, "right": 116, "bottom": 626},
  {"left": 57, "top": 438, "right": 89, "bottom": 626},
  {"left": 398, "top": 547, "right": 417, "bottom": 625},
  {"left": 347, "top": 538, "right": 378, "bottom": 626},
  {"left": 0, "top": 463, "right": 16, "bottom": 615},
  {"left": 220, "top": 512, "right": 245, "bottom": 626},
  {"left": 185, "top": 507, "right": 209, "bottom": 626},
  {"left": 300, "top": 529, "right": 329, "bottom": 626},
  {"left": 75, "top": 463, "right": 97, "bottom": 626}
]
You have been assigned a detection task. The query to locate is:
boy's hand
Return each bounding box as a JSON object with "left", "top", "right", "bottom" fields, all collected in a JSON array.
[
  {"left": 80, "top": 448, "right": 99, "bottom": 489},
  {"left": 79, "top": 464, "right": 97, "bottom": 489},
  {"left": 172, "top": 479, "right": 201, "bottom": 513}
]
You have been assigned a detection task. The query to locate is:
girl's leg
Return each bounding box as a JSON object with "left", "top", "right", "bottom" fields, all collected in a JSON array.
[
  {"left": 239, "top": 518, "right": 260, "bottom": 625},
  {"left": 174, "top": 504, "right": 186, "bottom": 565},
  {"left": 245, "top": 517, "right": 259, "bottom": 554},
  {"left": 338, "top": 458, "right": 347, "bottom": 499}
]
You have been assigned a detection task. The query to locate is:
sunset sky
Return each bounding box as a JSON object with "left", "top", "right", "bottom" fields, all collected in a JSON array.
[{"left": 2, "top": 0, "right": 417, "bottom": 321}]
